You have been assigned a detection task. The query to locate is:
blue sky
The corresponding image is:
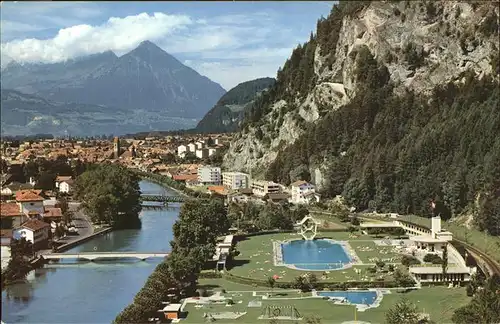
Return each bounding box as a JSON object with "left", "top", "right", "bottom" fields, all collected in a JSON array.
[{"left": 0, "top": 1, "right": 335, "bottom": 89}]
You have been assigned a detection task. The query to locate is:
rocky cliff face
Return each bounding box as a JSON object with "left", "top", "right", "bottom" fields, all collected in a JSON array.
[{"left": 224, "top": 1, "right": 499, "bottom": 177}]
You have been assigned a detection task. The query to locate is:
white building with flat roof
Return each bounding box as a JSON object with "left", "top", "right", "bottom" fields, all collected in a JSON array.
[
  {"left": 187, "top": 143, "right": 196, "bottom": 152},
  {"left": 195, "top": 148, "right": 209, "bottom": 159},
  {"left": 251, "top": 180, "right": 281, "bottom": 197},
  {"left": 177, "top": 145, "right": 187, "bottom": 158},
  {"left": 290, "top": 180, "right": 318, "bottom": 204},
  {"left": 222, "top": 172, "right": 249, "bottom": 190},
  {"left": 197, "top": 166, "right": 221, "bottom": 185}
]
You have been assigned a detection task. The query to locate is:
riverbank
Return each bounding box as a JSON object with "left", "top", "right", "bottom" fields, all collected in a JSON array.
[
  {"left": 132, "top": 170, "right": 210, "bottom": 199},
  {"left": 1, "top": 180, "right": 180, "bottom": 324},
  {"left": 54, "top": 227, "right": 113, "bottom": 252}
]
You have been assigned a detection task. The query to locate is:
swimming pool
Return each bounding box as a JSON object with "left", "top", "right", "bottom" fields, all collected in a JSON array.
[
  {"left": 317, "top": 291, "right": 378, "bottom": 305},
  {"left": 281, "top": 239, "right": 352, "bottom": 270}
]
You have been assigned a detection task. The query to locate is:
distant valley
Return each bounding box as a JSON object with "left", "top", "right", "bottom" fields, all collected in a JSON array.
[{"left": 1, "top": 41, "right": 226, "bottom": 137}]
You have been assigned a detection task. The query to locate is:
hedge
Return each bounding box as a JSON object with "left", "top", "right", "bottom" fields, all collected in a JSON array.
[
  {"left": 199, "top": 272, "right": 223, "bottom": 279},
  {"left": 223, "top": 272, "right": 408, "bottom": 289}
]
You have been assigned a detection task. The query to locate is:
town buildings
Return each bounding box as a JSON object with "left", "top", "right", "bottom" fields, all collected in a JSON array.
[
  {"left": 198, "top": 166, "right": 222, "bottom": 185},
  {"left": 290, "top": 180, "right": 320, "bottom": 204},
  {"left": 0, "top": 189, "right": 63, "bottom": 257},
  {"left": 222, "top": 172, "right": 250, "bottom": 190},
  {"left": 251, "top": 180, "right": 281, "bottom": 197},
  {"left": 13, "top": 219, "right": 50, "bottom": 251}
]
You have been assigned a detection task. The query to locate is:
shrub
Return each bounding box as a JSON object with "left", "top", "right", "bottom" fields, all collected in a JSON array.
[
  {"left": 423, "top": 253, "right": 443, "bottom": 264},
  {"left": 466, "top": 284, "right": 474, "bottom": 297},
  {"left": 401, "top": 255, "right": 421, "bottom": 267}
]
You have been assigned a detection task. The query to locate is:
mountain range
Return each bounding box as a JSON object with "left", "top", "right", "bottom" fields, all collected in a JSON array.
[{"left": 1, "top": 41, "right": 226, "bottom": 136}]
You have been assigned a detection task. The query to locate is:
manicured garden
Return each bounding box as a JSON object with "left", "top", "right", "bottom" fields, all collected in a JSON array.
[
  {"left": 228, "top": 233, "right": 408, "bottom": 284},
  {"left": 184, "top": 278, "right": 471, "bottom": 323}
]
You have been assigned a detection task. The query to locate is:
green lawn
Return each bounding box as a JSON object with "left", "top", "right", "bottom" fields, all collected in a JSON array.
[
  {"left": 230, "top": 233, "right": 404, "bottom": 282},
  {"left": 349, "top": 241, "right": 402, "bottom": 264},
  {"left": 185, "top": 279, "right": 470, "bottom": 323}
]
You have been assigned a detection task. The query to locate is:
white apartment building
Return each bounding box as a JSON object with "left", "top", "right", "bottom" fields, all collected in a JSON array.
[
  {"left": 290, "top": 180, "right": 318, "bottom": 204},
  {"left": 198, "top": 166, "right": 222, "bottom": 185},
  {"left": 195, "top": 149, "right": 209, "bottom": 159},
  {"left": 208, "top": 148, "right": 218, "bottom": 157},
  {"left": 222, "top": 172, "right": 250, "bottom": 190},
  {"left": 187, "top": 143, "right": 196, "bottom": 152},
  {"left": 251, "top": 180, "right": 281, "bottom": 197},
  {"left": 177, "top": 145, "right": 187, "bottom": 158},
  {"left": 59, "top": 180, "right": 74, "bottom": 193},
  {"left": 195, "top": 141, "right": 205, "bottom": 150}
]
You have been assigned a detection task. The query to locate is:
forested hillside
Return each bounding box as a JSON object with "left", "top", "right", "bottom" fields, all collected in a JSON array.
[
  {"left": 224, "top": 1, "right": 499, "bottom": 235},
  {"left": 195, "top": 77, "right": 275, "bottom": 133}
]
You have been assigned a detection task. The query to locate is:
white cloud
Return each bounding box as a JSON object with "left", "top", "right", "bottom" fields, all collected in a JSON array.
[
  {"left": 0, "top": 5, "right": 324, "bottom": 88},
  {"left": 1, "top": 12, "right": 193, "bottom": 63}
]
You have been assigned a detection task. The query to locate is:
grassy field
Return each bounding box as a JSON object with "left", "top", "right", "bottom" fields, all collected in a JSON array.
[
  {"left": 348, "top": 241, "right": 402, "bottom": 264},
  {"left": 229, "top": 233, "right": 405, "bottom": 282},
  {"left": 310, "top": 212, "right": 349, "bottom": 230},
  {"left": 183, "top": 279, "right": 470, "bottom": 323}
]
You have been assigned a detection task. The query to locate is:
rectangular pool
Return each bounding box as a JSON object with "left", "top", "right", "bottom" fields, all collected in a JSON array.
[{"left": 317, "top": 291, "right": 378, "bottom": 305}]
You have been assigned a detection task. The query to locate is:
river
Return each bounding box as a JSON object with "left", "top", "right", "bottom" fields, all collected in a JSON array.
[{"left": 1, "top": 181, "right": 179, "bottom": 323}]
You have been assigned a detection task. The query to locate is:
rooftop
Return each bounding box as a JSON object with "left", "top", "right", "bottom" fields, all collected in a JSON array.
[
  {"left": 0, "top": 202, "right": 21, "bottom": 217},
  {"left": 21, "top": 219, "right": 50, "bottom": 231},
  {"left": 409, "top": 266, "right": 471, "bottom": 274},
  {"left": 43, "top": 207, "right": 63, "bottom": 218},
  {"left": 162, "top": 303, "right": 182, "bottom": 312},
  {"left": 290, "top": 180, "right": 308, "bottom": 187},
  {"left": 55, "top": 175, "right": 72, "bottom": 182},
  {"left": 15, "top": 189, "right": 44, "bottom": 202},
  {"left": 360, "top": 222, "right": 402, "bottom": 228},
  {"left": 410, "top": 236, "right": 449, "bottom": 243}
]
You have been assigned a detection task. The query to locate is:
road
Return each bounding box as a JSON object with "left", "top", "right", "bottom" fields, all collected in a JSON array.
[{"left": 50, "top": 202, "right": 94, "bottom": 247}]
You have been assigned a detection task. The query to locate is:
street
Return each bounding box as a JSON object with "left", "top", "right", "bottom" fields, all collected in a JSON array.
[{"left": 50, "top": 202, "right": 94, "bottom": 248}]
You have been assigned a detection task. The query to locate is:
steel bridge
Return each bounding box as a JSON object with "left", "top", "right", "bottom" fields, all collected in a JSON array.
[
  {"left": 41, "top": 252, "right": 169, "bottom": 261},
  {"left": 140, "top": 192, "right": 186, "bottom": 203}
]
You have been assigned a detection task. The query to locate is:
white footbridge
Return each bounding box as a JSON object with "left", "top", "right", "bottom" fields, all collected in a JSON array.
[{"left": 41, "top": 252, "right": 169, "bottom": 261}]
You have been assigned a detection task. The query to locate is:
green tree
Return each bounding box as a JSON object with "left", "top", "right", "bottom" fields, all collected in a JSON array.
[
  {"left": 256, "top": 203, "right": 293, "bottom": 231},
  {"left": 170, "top": 198, "right": 228, "bottom": 263},
  {"left": 114, "top": 304, "right": 145, "bottom": 323},
  {"left": 35, "top": 171, "right": 56, "bottom": 190},
  {"left": 58, "top": 196, "right": 73, "bottom": 224},
  {"left": 452, "top": 274, "right": 500, "bottom": 324},
  {"left": 442, "top": 245, "right": 448, "bottom": 280},
  {"left": 74, "top": 164, "right": 142, "bottom": 229},
  {"left": 385, "top": 298, "right": 420, "bottom": 324},
  {"left": 3, "top": 238, "right": 34, "bottom": 284}
]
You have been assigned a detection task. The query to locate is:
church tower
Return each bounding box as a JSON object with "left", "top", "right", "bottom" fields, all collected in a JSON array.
[{"left": 113, "top": 137, "right": 120, "bottom": 159}]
